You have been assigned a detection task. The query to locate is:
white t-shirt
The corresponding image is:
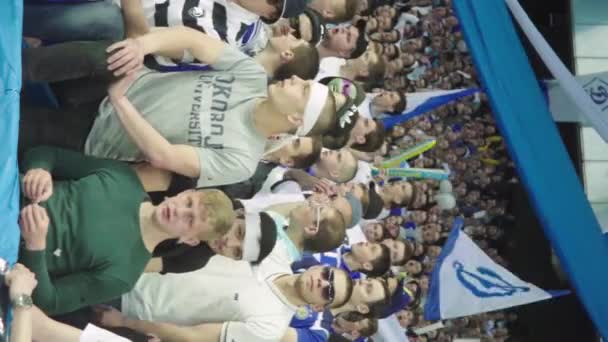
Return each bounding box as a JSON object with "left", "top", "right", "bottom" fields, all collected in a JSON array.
[
  {"left": 314, "top": 57, "right": 346, "bottom": 82},
  {"left": 357, "top": 94, "right": 375, "bottom": 119},
  {"left": 240, "top": 192, "right": 306, "bottom": 213},
  {"left": 346, "top": 224, "right": 367, "bottom": 245},
  {"left": 121, "top": 257, "right": 296, "bottom": 342}
]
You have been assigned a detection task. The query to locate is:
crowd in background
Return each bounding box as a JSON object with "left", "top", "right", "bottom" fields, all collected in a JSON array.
[{"left": 3, "top": 0, "right": 528, "bottom": 341}]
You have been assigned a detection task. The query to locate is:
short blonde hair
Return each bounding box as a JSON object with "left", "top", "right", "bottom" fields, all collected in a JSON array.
[{"left": 196, "top": 189, "right": 235, "bottom": 237}]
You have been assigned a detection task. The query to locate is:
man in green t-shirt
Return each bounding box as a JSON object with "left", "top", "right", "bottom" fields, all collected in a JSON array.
[{"left": 18, "top": 145, "right": 235, "bottom": 316}]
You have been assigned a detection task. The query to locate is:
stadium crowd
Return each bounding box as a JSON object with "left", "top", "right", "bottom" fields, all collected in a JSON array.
[{"left": 6, "top": 0, "right": 522, "bottom": 340}]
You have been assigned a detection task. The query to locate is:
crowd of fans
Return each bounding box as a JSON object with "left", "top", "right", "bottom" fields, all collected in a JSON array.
[{"left": 4, "top": 0, "right": 524, "bottom": 341}]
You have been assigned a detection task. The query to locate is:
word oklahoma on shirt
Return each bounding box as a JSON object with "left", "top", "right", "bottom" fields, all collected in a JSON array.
[{"left": 84, "top": 46, "right": 268, "bottom": 187}]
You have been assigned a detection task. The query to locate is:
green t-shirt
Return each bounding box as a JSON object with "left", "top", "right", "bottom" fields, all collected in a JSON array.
[
  {"left": 84, "top": 46, "right": 268, "bottom": 188},
  {"left": 19, "top": 146, "right": 152, "bottom": 315}
]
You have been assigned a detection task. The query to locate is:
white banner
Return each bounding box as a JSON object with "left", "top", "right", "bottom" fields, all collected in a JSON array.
[
  {"left": 424, "top": 219, "right": 569, "bottom": 320},
  {"left": 545, "top": 71, "right": 608, "bottom": 123},
  {"left": 505, "top": 0, "right": 608, "bottom": 142}
]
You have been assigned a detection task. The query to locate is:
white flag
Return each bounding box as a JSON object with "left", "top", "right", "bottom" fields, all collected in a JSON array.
[
  {"left": 424, "top": 218, "right": 569, "bottom": 321},
  {"left": 545, "top": 71, "right": 608, "bottom": 124}
]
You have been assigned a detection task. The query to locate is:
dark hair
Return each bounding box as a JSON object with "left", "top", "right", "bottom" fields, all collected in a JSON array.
[
  {"left": 364, "top": 278, "right": 391, "bottom": 318},
  {"left": 339, "top": 312, "right": 378, "bottom": 338},
  {"left": 390, "top": 181, "right": 416, "bottom": 209},
  {"left": 350, "top": 119, "right": 386, "bottom": 153},
  {"left": 360, "top": 317, "right": 379, "bottom": 337},
  {"left": 274, "top": 43, "right": 320, "bottom": 80},
  {"left": 365, "top": 244, "right": 391, "bottom": 277},
  {"left": 331, "top": 269, "right": 354, "bottom": 308},
  {"left": 302, "top": 209, "right": 346, "bottom": 253},
  {"left": 383, "top": 44, "right": 399, "bottom": 60},
  {"left": 357, "top": 56, "right": 386, "bottom": 90},
  {"left": 329, "top": 0, "right": 359, "bottom": 23},
  {"left": 381, "top": 225, "right": 397, "bottom": 241},
  {"left": 388, "top": 92, "right": 407, "bottom": 115},
  {"left": 292, "top": 136, "right": 323, "bottom": 169},
  {"left": 407, "top": 260, "right": 423, "bottom": 277},
  {"left": 255, "top": 212, "right": 279, "bottom": 264},
  {"left": 358, "top": 183, "right": 370, "bottom": 215},
  {"left": 350, "top": 20, "right": 369, "bottom": 59},
  {"left": 393, "top": 239, "right": 412, "bottom": 266}
]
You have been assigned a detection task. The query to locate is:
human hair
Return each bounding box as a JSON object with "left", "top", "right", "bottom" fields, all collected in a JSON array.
[
  {"left": 358, "top": 183, "right": 370, "bottom": 215},
  {"left": 363, "top": 278, "right": 391, "bottom": 318},
  {"left": 390, "top": 181, "right": 416, "bottom": 209},
  {"left": 387, "top": 92, "right": 407, "bottom": 115},
  {"left": 302, "top": 209, "right": 346, "bottom": 253},
  {"left": 254, "top": 212, "right": 279, "bottom": 265},
  {"left": 339, "top": 312, "right": 378, "bottom": 337},
  {"left": 329, "top": 0, "right": 358, "bottom": 23},
  {"left": 292, "top": 136, "right": 323, "bottom": 169},
  {"left": 336, "top": 150, "right": 359, "bottom": 183},
  {"left": 393, "top": 239, "right": 413, "bottom": 266},
  {"left": 309, "top": 90, "right": 337, "bottom": 136},
  {"left": 331, "top": 269, "right": 354, "bottom": 308},
  {"left": 365, "top": 244, "right": 391, "bottom": 277},
  {"left": 195, "top": 189, "right": 236, "bottom": 237},
  {"left": 356, "top": 56, "right": 386, "bottom": 87},
  {"left": 360, "top": 317, "right": 379, "bottom": 337},
  {"left": 350, "top": 119, "right": 386, "bottom": 153},
  {"left": 274, "top": 43, "right": 320, "bottom": 80}
]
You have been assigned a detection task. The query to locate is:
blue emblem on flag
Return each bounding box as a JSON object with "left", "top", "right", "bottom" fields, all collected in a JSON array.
[
  {"left": 453, "top": 261, "right": 530, "bottom": 298},
  {"left": 583, "top": 77, "right": 608, "bottom": 111}
]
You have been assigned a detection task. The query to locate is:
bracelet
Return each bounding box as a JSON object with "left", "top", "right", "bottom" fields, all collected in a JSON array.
[{"left": 11, "top": 294, "right": 33, "bottom": 309}]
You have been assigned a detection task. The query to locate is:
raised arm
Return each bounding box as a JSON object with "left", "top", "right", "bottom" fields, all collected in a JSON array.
[
  {"left": 120, "top": 0, "right": 151, "bottom": 38},
  {"left": 107, "top": 26, "right": 227, "bottom": 76},
  {"left": 108, "top": 76, "right": 201, "bottom": 179}
]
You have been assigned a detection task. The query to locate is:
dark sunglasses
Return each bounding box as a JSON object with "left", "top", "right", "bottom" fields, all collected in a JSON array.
[{"left": 321, "top": 267, "right": 335, "bottom": 304}]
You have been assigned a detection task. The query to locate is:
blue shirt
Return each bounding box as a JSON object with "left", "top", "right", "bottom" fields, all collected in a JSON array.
[
  {"left": 290, "top": 309, "right": 334, "bottom": 342},
  {"left": 291, "top": 246, "right": 362, "bottom": 280}
]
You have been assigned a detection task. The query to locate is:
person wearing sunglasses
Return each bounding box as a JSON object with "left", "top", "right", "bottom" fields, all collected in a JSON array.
[
  {"left": 97, "top": 265, "right": 353, "bottom": 342},
  {"left": 284, "top": 277, "right": 389, "bottom": 342}
]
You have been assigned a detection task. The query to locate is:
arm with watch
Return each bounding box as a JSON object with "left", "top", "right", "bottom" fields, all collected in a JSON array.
[
  {"left": 5, "top": 264, "right": 36, "bottom": 342},
  {"left": 4, "top": 264, "right": 127, "bottom": 342}
]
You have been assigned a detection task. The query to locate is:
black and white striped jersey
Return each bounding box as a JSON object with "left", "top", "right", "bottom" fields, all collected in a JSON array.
[{"left": 140, "top": 0, "right": 264, "bottom": 51}]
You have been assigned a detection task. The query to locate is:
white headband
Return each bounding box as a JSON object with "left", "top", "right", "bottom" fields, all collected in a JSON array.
[
  {"left": 296, "top": 83, "right": 329, "bottom": 136},
  {"left": 242, "top": 212, "right": 262, "bottom": 262}
]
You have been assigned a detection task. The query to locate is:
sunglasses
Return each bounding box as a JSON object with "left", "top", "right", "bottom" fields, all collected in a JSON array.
[{"left": 320, "top": 267, "right": 336, "bottom": 304}]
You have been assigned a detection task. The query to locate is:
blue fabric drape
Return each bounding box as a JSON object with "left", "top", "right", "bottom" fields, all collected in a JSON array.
[{"left": 453, "top": 0, "right": 608, "bottom": 338}]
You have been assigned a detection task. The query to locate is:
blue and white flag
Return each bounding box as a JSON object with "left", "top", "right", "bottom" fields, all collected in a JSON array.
[
  {"left": 424, "top": 218, "right": 569, "bottom": 321},
  {"left": 382, "top": 88, "right": 480, "bottom": 130},
  {"left": 544, "top": 71, "right": 608, "bottom": 125}
]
